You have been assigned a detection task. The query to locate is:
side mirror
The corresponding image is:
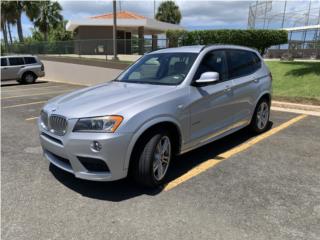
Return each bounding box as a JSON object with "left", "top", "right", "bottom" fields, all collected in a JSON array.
[{"left": 195, "top": 72, "right": 219, "bottom": 85}]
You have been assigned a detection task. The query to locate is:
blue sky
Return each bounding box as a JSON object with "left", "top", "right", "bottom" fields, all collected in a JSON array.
[{"left": 3, "top": 0, "right": 320, "bottom": 40}]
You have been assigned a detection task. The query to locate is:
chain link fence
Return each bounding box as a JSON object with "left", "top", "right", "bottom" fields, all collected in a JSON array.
[{"left": 1, "top": 38, "right": 169, "bottom": 56}]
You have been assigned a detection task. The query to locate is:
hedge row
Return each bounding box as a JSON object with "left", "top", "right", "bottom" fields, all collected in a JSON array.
[{"left": 166, "top": 29, "right": 288, "bottom": 54}]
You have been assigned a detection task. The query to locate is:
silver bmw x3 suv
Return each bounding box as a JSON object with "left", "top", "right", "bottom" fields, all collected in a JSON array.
[{"left": 38, "top": 45, "right": 272, "bottom": 187}]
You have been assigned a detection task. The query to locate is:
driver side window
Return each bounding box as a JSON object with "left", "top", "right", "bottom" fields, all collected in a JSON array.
[{"left": 193, "top": 50, "right": 228, "bottom": 82}]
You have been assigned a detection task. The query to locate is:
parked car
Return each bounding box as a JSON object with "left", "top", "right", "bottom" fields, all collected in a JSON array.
[
  {"left": 1, "top": 55, "right": 45, "bottom": 84},
  {"left": 38, "top": 45, "right": 272, "bottom": 187}
]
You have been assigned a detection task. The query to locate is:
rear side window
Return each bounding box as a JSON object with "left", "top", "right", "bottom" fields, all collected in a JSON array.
[
  {"left": 227, "top": 50, "right": 261, "bottom": 79},
  {"left": 1, "top": 58, "right": 7, "bottom": 66},
  {"left": 24, "top": 57, "right": 37, "bottom": 64},
  {"left": 8, "top": 57, "right": 24, "bottom": 66}
]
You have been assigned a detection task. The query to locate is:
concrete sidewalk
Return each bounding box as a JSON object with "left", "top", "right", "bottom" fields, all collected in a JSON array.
[{"left": 42, "top": 60, "right": 122, "bottom": 86}]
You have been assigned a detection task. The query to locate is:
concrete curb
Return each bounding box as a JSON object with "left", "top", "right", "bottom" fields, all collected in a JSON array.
[
  {"left": 272, "top": 101, "right": 320, "bottom": 117},
  {"left": 272, "top": 101, "right": 320, "bottom": 112}
]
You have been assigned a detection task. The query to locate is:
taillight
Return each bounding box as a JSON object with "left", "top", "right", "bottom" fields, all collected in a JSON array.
[
  {"left": 269, "top": 72, "right": 272, "bottom": 81},
  {"left": 41, "top": 63, "right": 44, "bottom": 71}
]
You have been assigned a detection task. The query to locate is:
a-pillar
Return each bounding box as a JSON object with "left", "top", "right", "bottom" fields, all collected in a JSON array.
[{"left": 138, "top": 26, "right": 144, "bottom": 55}]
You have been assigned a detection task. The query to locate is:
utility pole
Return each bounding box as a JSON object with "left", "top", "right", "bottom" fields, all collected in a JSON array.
[{"left": 112, "top": 0, "right": 119, "bottom": 60}]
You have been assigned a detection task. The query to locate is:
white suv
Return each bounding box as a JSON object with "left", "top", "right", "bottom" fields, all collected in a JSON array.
[
  {"left": 1, "top": 55, "right": 45, "bottom": 84},
  {"left": 39, "top": 45, "right": 272, "bottom": 187}
]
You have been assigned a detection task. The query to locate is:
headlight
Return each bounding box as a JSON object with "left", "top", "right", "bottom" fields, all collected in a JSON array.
[{"left": 73, "top": 115, "right": 123, "bottom": 133}]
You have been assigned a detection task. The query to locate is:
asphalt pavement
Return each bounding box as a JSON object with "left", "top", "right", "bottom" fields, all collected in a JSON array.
[{"left": 1, "top": 80, "right": 320, "bottom": 240}]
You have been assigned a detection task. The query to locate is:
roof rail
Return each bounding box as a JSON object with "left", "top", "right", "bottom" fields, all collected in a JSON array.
[{"left": 200, "top": 44, "right": 259, "bottom": 52}]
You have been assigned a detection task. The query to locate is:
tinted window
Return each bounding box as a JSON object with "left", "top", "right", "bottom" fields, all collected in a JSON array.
[
  {"left": 227, "top": 50, "right": 260, "bottom": 78},
  {"left": 194, "top": 50, "right": 228, "bottom": 81},
  {"left": 117, "top": 53, "right": 197, "bottom": 85},
  {"left": 1, "top": 58, "right": 7, "bottom": 66},
  {"left": 9, "top": 57, "right": 24, "bottom": 66},
  {"left": 251, "top": 52, "right": 261, "bottom": 71},
  {"left": 24, "top": 57, "right": 37, "bottom": 64}
]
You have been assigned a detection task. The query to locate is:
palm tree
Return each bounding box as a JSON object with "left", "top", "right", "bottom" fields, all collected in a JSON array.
[
  {"left": 32, "top": 1, "right": 63, "bottom": 41},
  {"left": 1, "top": 1, "right": 40, "bottom": 43},
  {"left": 6, "top": 1, "right": 25, "bottom": 42},
  {"left": 156, "top": 1, "right": 182, "bottom": 24},
  {"left": 1, "top": 2, "right": 10, "bottom": 49},
  {"left": 1, "top": 1, "right": 17, "bottom": 48}
]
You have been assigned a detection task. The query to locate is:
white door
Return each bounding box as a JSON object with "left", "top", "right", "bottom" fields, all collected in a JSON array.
[
  {"left": 6, "top": 57, "right": 25, "bottom": 80},
  {"left": 187, "top": 50, "right": 236, "bottom": 146},
  {"left": 1, "top": 58, "right": 10, "bottom": 81}
]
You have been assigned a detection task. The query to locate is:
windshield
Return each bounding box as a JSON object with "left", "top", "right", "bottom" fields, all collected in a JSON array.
[{"left": 116, "top": 52, "right": 198, "bottom": 85}]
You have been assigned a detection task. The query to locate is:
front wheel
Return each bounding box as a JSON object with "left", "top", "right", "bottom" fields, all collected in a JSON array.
[
  {"left": 250, "top": 99, "right": 270, "bottom": 133},
  {"left": 133, "top": 131, "right": 172, "bottom": 187}
]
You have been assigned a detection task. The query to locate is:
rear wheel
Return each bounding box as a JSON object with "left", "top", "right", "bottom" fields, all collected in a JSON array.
[
  {"left": 250, "top": 98, "right": 270, "bottom": 133},
  {"left": 133, "top": 130, "right": 172, "bottom": 187},
  {"left": 21, "top": 72, "right": 36, "bottom": 84}
]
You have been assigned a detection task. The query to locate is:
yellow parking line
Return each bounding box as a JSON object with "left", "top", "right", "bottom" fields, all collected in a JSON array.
[
  {"left": 1, "top": 90, "right": 69, "bottom": 100},
  {"left": 164, "top": 114, "right": 308, "bottom": 191},
  {"left": 25, "top": 116, "right": 38, "bottom": 121},
  {"left": 2, "top": 101, "right": 47, "bottom": 109}
]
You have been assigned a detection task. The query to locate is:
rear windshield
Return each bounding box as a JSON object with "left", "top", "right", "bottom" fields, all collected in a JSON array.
[
  {"left": 24, "top": 57, "right": 37, "bottom": 64},
  {"left": 116, "top": 53, "right": 198, "bottom": 85},
  {"left": 8, "top": 57, "right": 24, "bottom": 66}
]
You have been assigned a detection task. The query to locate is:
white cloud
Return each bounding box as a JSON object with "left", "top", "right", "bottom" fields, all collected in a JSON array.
[{"left": 59, "top": 0, "right": 252, "bottom": 28}]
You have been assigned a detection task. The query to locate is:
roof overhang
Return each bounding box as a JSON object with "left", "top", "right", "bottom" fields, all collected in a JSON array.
[
  {"left": 66, "top": 18, "right": 184, "bottom": 34},
  {"left": 283, "top": 25, "right": 320, "bottom": 31}
]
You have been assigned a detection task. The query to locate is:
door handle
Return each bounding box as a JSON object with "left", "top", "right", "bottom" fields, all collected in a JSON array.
[
  {"left": 253, "top": 78, "right": 259, "bottom": 83},
  {"left": 3, "top": 67, "right": 8, "bottom": 70},
  {"left": 224, "top": 85, "right": 232, "bottom": 92},
  {"left": 20, "top": 66, "right": 25, "bottom": 68}
]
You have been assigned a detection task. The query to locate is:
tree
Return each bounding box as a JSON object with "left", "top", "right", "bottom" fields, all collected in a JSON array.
[
  {"left": 32, "top": 1, "right": 63, "bottom": 41},
  {"left": 29, "top": 20, "right": 73, "bottom": 42},
  {"left": 1, "top": 1, "right": 40, "bottom": 43},
  {"left": 156, "top": 1, "right": 182, "bottom": 24},
  {"left": 1, "top": 1, "right": 10, "bottom": 49}
]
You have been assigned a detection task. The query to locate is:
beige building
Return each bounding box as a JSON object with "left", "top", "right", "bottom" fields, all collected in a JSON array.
[{"left": 66, "top": 11, "right": 184, "bottom": 55}]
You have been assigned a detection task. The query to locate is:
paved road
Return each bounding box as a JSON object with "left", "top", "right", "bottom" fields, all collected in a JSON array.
[{"left": 1, "top": 80, "right": 320, "bottom": 240}]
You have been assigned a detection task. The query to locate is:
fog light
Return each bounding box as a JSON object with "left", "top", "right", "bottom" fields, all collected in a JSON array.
[{"left": 90, "top": 141, "right": 102, "bottom": 152}]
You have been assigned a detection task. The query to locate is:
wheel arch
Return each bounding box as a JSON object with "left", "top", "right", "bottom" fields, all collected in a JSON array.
[
  {"left": 123, "top": 117, "right": 183, "bottom": 172},
  {"left": 20, "top": 70, "right": 37, "bottom": 80},
  {"left": 250, "top": 91, "right": 272, "bottom": 121}
]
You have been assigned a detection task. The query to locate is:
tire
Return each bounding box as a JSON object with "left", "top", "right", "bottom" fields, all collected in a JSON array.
[
  {"left": 21, "top": 72, "right": 36, "bottom": 84},
  {"left": 250, "top": 98, "right": 270, "bottom": 134},
  {"left": 133, "top": 130, "right": 172, "bottom": 187}
]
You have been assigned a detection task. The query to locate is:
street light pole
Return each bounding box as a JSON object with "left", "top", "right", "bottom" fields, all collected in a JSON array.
[{"left": 112, "top": 0, "right": 119, "bottom": 60}]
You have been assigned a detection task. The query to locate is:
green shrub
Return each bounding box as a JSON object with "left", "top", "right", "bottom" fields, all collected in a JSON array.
[{"left": 166, "top": 29, "right": 288, "bottom": 54}]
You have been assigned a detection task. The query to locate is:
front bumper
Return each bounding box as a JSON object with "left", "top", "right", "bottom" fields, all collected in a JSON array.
[
  {"left": 37, "top": 70, "right": 45, "bottom": 78},
  {"left": 38, "top": 119, "right": 132, "bottom": 181}
]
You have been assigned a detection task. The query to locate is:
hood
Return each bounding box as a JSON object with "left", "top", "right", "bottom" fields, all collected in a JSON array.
[{"left": 44, "top": 81, "right": 177, "bottom": 118}]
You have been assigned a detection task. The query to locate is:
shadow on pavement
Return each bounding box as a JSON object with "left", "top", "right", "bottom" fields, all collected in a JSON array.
[
  {"left": 50, "top": 122, "right": 273, "bottom": 202},
  {"left": 1, "top": 80, "right": 49, "bottom": 88}
]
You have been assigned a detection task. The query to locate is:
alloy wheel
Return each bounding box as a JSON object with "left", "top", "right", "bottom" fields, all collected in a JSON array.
[
  {"left": 153, "top": 136, "right": 171, "bottom": 181},
  {"left": 256, "top": 102, "right": 269, "bottom": 130}
]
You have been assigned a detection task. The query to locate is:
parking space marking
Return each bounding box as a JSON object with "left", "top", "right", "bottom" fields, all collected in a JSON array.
[
  {"left": 0, "top": 82, "right": 55, "bottom": 90},
  {"left": 1, "top": 85, "right": 79, "bottom": 93},
  {"left": 25, "top": 117, "right": 38, "bottom": 121},
  {"left": 2, "top": 101, "right": 47, "bottom": 109},
  {"left": 164, "top": 114, "right": 308, "bottom": 191},
  {"left": 1, "top": 90, "right": 70, "bottom": 100}
]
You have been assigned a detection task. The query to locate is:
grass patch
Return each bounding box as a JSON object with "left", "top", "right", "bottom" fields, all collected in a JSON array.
[{"left": 266, "top": 61, "right": 320, "bottom": 105}]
